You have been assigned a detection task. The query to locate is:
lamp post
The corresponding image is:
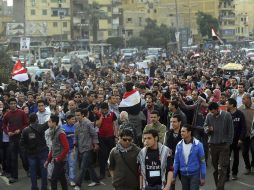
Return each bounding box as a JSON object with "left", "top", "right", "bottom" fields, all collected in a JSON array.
[{"left": 175, "top": 0, "right": 180, "bottom": 52}]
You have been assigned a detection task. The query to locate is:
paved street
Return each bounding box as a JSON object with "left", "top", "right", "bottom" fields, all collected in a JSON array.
[{"left": 0, "top": 155, "right": 254, "bottom": 190}]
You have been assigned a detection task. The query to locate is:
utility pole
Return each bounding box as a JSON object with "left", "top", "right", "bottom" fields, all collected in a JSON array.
[
  {"left": 175, "top": 0, "right": 180, "bottom": 52},
  {"left": 59, "top": 0, "right": 63, "bottom": 51}
]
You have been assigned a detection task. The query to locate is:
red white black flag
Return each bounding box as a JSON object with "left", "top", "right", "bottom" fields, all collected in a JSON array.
[
  {"left": 212, "top": 28, "right": 224, "bottom": 45},
  {"left": 11, "top": 60, "right": 29, "bottom": 82}
]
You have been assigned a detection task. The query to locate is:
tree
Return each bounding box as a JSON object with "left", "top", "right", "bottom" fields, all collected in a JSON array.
[
  {"left": 127, "top": 37, "right": 147, "bottom": 47},
  {"left": 106, "top": 37, "right": 124, "bottom": 49},
  {"left": 140, "top": 18, "right": 176, "bottom": 48},
  {"left": 0, "top": 50, "right": 12, "bottom": 83},
  {"left": 196, "top": 11, "right": 219, "bottom": 38},
  {"left": 83, "top": 2, "right": 108, "bottom": 43}
]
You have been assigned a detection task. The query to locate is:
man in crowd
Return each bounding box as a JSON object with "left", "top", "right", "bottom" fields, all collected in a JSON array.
[
  {"left": 226, "top": 98, "right": 246, "bottom": 180},
  {"left": 36, "top": 100, "right": 51, "bottom": 124},
  {"left": 138, "top": 129, "right": 173, "bottom": 190},
  {"left": 45, "top": 114, "right": 69, "bottom": 190},
  {"left": 204, "top": 102, "right": 234, "bottom": 190},
  {"left": 143, "top": 110, "right": 166, "bottom": 144},
  {"left": 173, "top": 124, "right": 206, "bottom": 190},
  {"left": 96, "top": 102, "right": 117, "bottom": 179},
  {"left": 2, "top": 98, "right": 29, "bottom": 183},
  {"left": 20, "top": 113, "right": 48, "bottom": 190},
  {"left": 74, "top": 109, "right": 100, "bottom": 190},
  {"left": 108, "top": 129, "right": 140, "bottom": 190},
  {"left": 239, "top": 93, "right": 254, "bottom": 174}
]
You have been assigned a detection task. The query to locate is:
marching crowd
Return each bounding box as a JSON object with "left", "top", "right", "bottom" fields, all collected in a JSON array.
[{"left": 0, "top": 48, "right": 254, "bottom": 190}]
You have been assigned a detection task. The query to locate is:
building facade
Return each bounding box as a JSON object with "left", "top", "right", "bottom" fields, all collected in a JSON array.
[
  {"left": 122, "top": 0, "right": 219, "bottom": 43},
  {"left": 0, "top": 0, "right": 13, "bottom": 40}
]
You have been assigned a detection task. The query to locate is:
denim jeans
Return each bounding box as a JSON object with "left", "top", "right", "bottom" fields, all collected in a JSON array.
[
  {"left": 181, "top": 174, "right": 200, "bottom": 190},
  {"left": 67, "top": 149, "right": 77, "bottom": 182},
  {"left": 51, "top": 161, "right": 68, "bottom": 190},
  {"left": 28, "top": 149, "right": 48, "bottom": 190},
  {"left": 75, "top": 150, "right": 99, "bottom": 187}
]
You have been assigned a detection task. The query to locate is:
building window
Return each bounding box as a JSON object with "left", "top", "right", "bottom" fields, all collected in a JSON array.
[
  {"left": 53, "top": 22, "right": 58, "bottom": 27},
  {"left": 127, "top": 30, "right": 133, "bottom": 36},
  {"left": 42, "top": 10, "right": 47, "bottom": 15},
  {"left": 242, "top": 27, "right": 244, "bottom": 33},
  {"left": 31, "top": 9, "right": 36, "bottom": 15},
  {"left": 127, "top": 18, "right": 132, "bottom": 22},
  {"left": 63, "top": 22, "right": 67, "bottom": 27},
  {"left": 139, "top": 17, "right": 142, "bottom": 26}
]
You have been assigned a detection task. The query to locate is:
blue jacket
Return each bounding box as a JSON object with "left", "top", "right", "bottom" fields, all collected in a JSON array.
[
  {"left": 61, "top": 123, "right": 75, "bottom": 150},
  {"left": 173, "top": 138, "right": 206, "bottom": 179}
]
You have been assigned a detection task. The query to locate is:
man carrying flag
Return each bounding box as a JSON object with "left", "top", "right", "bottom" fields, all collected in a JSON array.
[{"left": 11, "top": 60, "right": 29, "bottom": 82}]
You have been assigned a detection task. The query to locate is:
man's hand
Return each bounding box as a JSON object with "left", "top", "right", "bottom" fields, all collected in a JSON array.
[
  {"left": 200, "top": 179, "right": 205, "bottom": 186},
  {"left": 171, "top": 178, "right": 176, "bottom": 184},
  {"left": 8, "top": 132, "right": 15, "bottom": 136},
  {"left": 93, "top": 144, "right": 99, "bottom": 152},
  {"left": 44, "top": 160, "right": 49, "bottom": 168},
  {"left": 14, "top": 129, "right": 21, "bottom": 134}
]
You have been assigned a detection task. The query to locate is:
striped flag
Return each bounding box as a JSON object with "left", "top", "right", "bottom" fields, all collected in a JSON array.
[
  {"left": 119, "top": 89, "right": 141, "bottom": 115},
  {"left": 212, "top": 28, "right": 224, "bottom": 45},
  {"left": 11, "top": 60, "right": 29, "bottom": 82}
]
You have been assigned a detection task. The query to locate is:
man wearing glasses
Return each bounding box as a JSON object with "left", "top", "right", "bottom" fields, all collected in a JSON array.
[{"left": 108, "top": 129, "right": 141, "bottom": 190}]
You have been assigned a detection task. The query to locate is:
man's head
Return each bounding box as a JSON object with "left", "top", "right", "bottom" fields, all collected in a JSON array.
[
  {"left": 208, "top": 102, "right": 219, "bottom": 116},
  {"left": 37, "top": 100, "right": 46, "bottom": 113},
  {"left": 74, "top": 92, "right": 82, "bottom": 103},
  {"left": 220, "top": 92, "right": 227, "bottom": 105},
  {"left": 48, "top": 114, "right": 59, "bottom": 128},
  {"left": 170, "top": 114, "right": 182, "bottom": 130},
  {"left": 29, "top": 113, "right": 38, "bottom": 124},
  {"left": 226, "top": 98, "right": 237, "bottom": 111},
  {"left": 27, "top": 94, "right": 34, "bottom": 103},
  {"left": 238, "top": 83, "right": 245, "bottom": 94},
  {"left": 119, "top": 129, "right": 134, "bottom": 148},
  {"left": 66, "top": 113, "right": 76, "bottom": 125},
  {"left": 143, "top": 129, "right": 159, "bottom": 148},
  {"left": 146, "top": 98, "right": 154, "bottom": 109},
  {"left": 8, "top": 98, "right": 17, "bottom": 111},
  {"left": 87, "top": 91, "right": 96, "bottom": 103},
  {"left": 242, "top": 93, "right": 252, "bottom": 107},
  {"left": 75, "top": 108, "right": 88, "bottom": 122},
  {"left": 150, "top": 110, "right": 160, "bottom": 124},
  {"left": 68, "top": 100, "right": 77, "bottom": 112},
  {"left": 181, "top": 124, "right": 192, "bottom": 141},
  {"left": 97, "top": 94, "right": 104, "bottom": 103},
  {"left": 108, "top": 95, "right": 117, "bottom": 105},
  {"left": 49, "top": 97, "right": 57, "bottom": 107},
  {"left": 168, "top": 100, "right": 178, "bottom": 112},
  {"left": 100, "top": 102, "right": 109, "bottom": 116},
  {"left": 120, "top": 111, "right": 128, "bottom": 122}
]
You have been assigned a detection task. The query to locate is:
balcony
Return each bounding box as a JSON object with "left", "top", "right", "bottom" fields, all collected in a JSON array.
[{"left": 220, "top": 15, "right": 235, "bottom": 20}]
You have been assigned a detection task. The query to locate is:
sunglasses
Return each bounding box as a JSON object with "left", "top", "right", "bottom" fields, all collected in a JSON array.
[{"left": 122, "top": 138, "right": 132, "bottom": 142}]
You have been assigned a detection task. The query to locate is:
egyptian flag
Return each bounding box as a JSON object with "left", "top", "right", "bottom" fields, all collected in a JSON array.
[
  {"left": 119, "top": 89, "right": 141, "bottom": 115},
  {"left": 212, "top": 28, "right": 224, "bottom": 45},
  {"left": 11, "top": 60, "right": 29, "bottom": 82}
]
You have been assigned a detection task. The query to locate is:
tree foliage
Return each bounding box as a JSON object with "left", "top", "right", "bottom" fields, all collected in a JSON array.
[
  {"left": 0, "top": 50, "right": 12, "bottom": 83},
  {"left": 196, "top": 11, "right": 219, "bottom": 38},
  {"left": 106, "top": 37, "right": 124, "bottom": 49},
  {"left": 140, "top": 18, "right": 176, "bottom": 48},
  {"left": 127, "top": 37, "right": 147, "bottom": 47}
]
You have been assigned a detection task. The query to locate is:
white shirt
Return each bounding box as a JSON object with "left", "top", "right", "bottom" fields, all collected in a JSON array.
[{"left": 182, "top": 140, "right": 192, "bottom": 164}]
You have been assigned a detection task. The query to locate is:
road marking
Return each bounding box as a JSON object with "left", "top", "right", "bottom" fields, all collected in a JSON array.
[
  {"left": 0, "top": 176, "right": 10, "bottom": 186},
  {"left": 236, "top": 181, "right": 254, "bottom": 188}
]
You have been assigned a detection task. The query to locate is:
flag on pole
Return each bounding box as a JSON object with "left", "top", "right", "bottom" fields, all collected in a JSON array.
[
  {"left": 11, "top": 60, "right": 29, "bottom": 82},
  {"left": 212, "top": 28, "right": 224, "bottom": 45},
  {"left": 119, "top": 89, "right": 141, "bottom": 115}
]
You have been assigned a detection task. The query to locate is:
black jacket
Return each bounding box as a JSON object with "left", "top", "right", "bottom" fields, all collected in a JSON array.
[
  {"left": 164, "top": 129, "right": 182, "bottom": 157},
  {"left": 20, "top": 122, "right": 49, "bottom": 155}
]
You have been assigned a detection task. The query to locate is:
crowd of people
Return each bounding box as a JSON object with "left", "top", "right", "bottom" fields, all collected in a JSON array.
[{"left": 0, "top": 48, "right": 254, "bottom": 190}]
